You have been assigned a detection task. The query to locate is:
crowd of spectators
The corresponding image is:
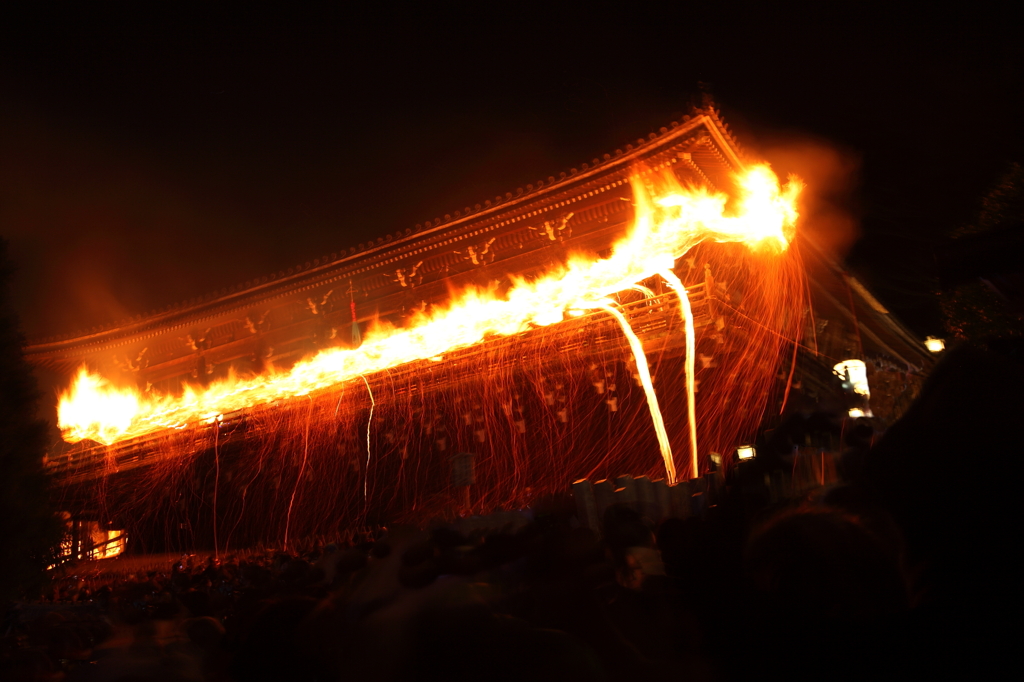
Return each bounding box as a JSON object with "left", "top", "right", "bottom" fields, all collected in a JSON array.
[{"left": 3, "top": 341, "right": 1020, "bottom": 681}]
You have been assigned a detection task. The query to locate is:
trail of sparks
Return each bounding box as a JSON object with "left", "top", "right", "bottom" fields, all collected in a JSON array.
[
  {"left": 594, "top": 299, "right": 676, "bottom": 484},
  {"left": 659, "top": 269, "right": 699, "bottom": 480},
  {"left": 58, "top": 165, "right": 802, "bottom": 450},
  {"left": 212, "top": 424, "right": 220, "bottom": 561},
  {"left": 780, "top": 338, "right": 799, "bottom": 415},
  {"left": 283, "top": 397, "right": 313, "bottom": 551},
  {"left": 362, "top": 375, "right": 375, "bottom": 504}
]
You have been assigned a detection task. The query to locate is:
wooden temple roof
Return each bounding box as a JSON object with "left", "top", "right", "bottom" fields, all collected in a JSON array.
[
  {"left": 25, "top": 107, "right": 755, "bottom": 389},
  {"left": 26, "top": 105, "right": 934, "bottom": 429}
]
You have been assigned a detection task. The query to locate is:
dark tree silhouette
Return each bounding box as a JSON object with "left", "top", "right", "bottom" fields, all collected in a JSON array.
[
  {"left": 940, "top": 163, "right": 1024, "bottom": 341},
  {"left": 0, "top": 237, "right": 60, "bottom": 602}
]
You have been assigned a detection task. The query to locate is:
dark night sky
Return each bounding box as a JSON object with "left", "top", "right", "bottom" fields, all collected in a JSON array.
[{"left": 1, "top": 8, "right": 1021, "bottom": 342}]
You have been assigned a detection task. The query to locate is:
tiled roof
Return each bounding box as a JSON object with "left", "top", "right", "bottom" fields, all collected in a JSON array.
[{"left": 26, "top": 106, "right": 740, "bottom": 357}]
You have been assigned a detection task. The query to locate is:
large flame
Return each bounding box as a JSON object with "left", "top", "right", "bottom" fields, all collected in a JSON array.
[{"left": 58, "top": 164, "right": 803, "bottom": 466}]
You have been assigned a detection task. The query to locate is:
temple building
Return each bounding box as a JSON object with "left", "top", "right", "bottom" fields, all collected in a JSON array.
[{"left": 26, "top": 106, "right": 935, "bottom": 554}]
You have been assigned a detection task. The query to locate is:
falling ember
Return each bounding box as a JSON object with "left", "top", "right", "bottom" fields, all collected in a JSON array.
[
  {"left": 659, "top": 269, "right": 698, "bottom": 481},
  {"left": 58, "top": 164, "right": 803, "bottom": 481},
  {"left": 593, "top": 299, "right": 676, "bottom": 484}
]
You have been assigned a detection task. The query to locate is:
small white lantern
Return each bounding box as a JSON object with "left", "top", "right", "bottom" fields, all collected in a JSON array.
[
  {"left": 736, "top": 445, "right": 756, "bottom": 460},
  {"left": 833, "top": 359, "right": 870, "bottom": 397},
  {"left": 925, "top": 336, "right": 945, "bottom": 353}
]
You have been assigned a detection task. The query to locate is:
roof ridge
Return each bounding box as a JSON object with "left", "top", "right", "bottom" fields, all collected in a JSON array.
[{"left": 30, "top": 106, "right": 741, "bottom": 347}]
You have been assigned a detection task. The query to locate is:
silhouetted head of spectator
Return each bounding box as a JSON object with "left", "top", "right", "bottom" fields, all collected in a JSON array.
[
  {"left": 231, "top": 596, "right": 319, "bottom": 682},
  {"left": 400, "top": 540, "right": 440, "bottom": 589},
  {"left": 655, "top": 517, "right": 690, "bottom": 578},
  {"left": 397, "top": 603, "right": 607, "bottom": 682},
  {"left": 531, "top": 491, "right": 577, "bottom": 527},
  {"left": 150, "top": 591, "right": 179, "bottom": 620},
  {"left": 272, "top": 552, "right": 291, "bottom": 572},
  {"left": 431, "top": 526, "right": 465, "bottom": 551},
  {"left": 744, "top": 506, "right": 907, "bottom": 623},
  {"left": 170, "top": 568, "right": 190, "bottom": 591},
  {"left": 240, "top": 560, "right": 271, "bottom": 589},
  {"left": 865, "top": 339, "right": 1024, "bottom": 596},
  {"left": 179, "top": 588, "right": 211, "bottom": 617},
  {"left": 184, "top": 615, "right": 224, "bottom": 652},
  {"left": 339, "top": 547, "right": 370, "bottom": 571},
  {"left": 280, "top": 558, "right": 312, "bottom": 585},
  {"left": 602, "top": 504, "right": 654, "bottom": 555},
  {"left": 819, "top": 483, "right": 903, "bottom": 563},
  {"left": 370, "top": 539, "right": 392, "bottom": 559},
  {"left": 560, "top": 526, "right": 603, "bottom": 569},
  {"left": 475, "top": 530, "right": 522, "bottom": 569}
]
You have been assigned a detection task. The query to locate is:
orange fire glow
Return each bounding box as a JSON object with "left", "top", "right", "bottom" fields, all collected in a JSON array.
[{"left": 58, "top": 164, "right": 802, "bottom": 481}]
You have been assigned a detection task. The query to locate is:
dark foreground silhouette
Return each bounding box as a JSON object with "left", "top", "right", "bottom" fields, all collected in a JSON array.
[{"left": 4, "top": 340, "right": 1020, "bottom": 681}]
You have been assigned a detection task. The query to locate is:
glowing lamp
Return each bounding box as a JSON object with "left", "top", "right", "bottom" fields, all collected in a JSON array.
[
  {"left": 833, "top": 359, "right": 870, "bottom": 397},
  {"left": 848, "top": 408, "right": 865, "bottom": 418},
  {"left": 925, "top": 336, "right": 945, "bottom": 353},
  {"left": 736, "top": 445, "right": 756, "bottom": 460}
]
